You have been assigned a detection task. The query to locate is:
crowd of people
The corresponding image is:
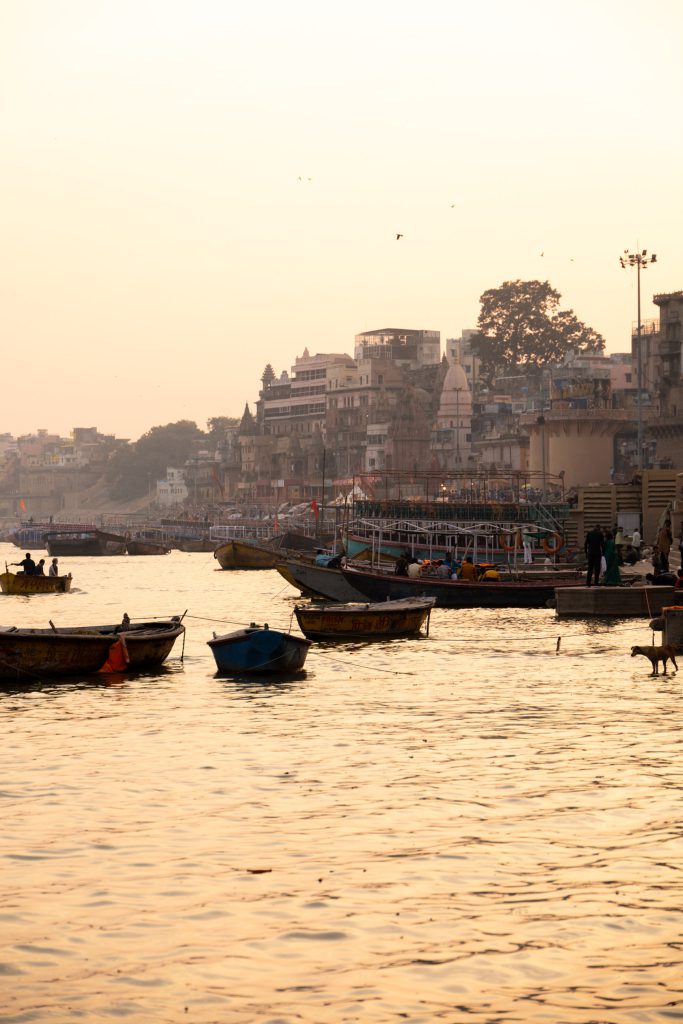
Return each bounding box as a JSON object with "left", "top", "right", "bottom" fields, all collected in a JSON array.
[{"left": 393, "top": 551, "right": 500, "bottom": 582}]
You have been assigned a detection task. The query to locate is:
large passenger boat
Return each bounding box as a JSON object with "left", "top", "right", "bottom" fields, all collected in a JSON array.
[{"left": 44, "top": 530, "right": 128, "bottom": 556}]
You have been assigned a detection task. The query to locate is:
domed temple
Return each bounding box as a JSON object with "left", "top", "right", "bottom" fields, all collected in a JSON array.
[{"left": 432, "top": 358, "right": 473, "bottom": 469}]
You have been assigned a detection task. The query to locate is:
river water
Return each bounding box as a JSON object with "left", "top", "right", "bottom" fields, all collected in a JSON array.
[{"left": 1, "top": 542, "right": 682, "bottom": 1024}]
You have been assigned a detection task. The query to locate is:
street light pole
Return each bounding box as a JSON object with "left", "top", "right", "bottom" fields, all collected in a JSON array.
[{"left": 620, "top": 248, "right": 657, "bottom": 470}]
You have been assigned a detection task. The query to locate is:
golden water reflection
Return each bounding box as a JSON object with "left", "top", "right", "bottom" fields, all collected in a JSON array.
[{"left": 1, "top": 544, "right": 682, "bottom": 1022}]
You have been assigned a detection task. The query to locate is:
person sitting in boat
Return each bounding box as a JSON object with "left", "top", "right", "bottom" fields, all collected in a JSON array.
[
  {"left": 407, "top": 559, "right": 422, "bottom": 579},
  {"left": 480, "top": 566, "right": 501, "bottom": 581},
  {"left": 394, "top": 552, "right": 410, "bottom": 576},
  {"left": 436, "top": 559, "right": 451, "bottom": 579},
  {"left": 315, "top": 549, "right": 333, "bottom": 567},
  {"left": 326, "top": 550, "right": 346, "bottom": 569},
  {"left": 34, "top": 559, "right": 46, "bottom": 576},
  {"left": 48, "top": 558, "right": 60, "bottom": 577},
  {"left": 457, "top": 556, "right": 478, "bottom": 582},
  {"left": 12, "top": 552, "right": 36, "bottom": 575}
]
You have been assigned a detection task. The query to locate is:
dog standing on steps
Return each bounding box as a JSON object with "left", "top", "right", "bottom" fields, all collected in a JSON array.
[{"left": 631, "top": 644, "right": 678, "bottom": 676}]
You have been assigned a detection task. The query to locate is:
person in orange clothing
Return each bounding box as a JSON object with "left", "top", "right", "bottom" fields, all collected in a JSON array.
[{"left": 457, "top": 556, "right": 478, "bottom": 581}]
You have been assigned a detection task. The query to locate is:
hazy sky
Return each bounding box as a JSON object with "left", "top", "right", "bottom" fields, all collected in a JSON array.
[{"left": 3, "top": 0, "right": 682, "bottom": 440}]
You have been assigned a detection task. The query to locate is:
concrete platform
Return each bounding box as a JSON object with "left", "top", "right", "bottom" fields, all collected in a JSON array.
[{"left": 555, "top": 585, "right": 676, "bottom": 618}]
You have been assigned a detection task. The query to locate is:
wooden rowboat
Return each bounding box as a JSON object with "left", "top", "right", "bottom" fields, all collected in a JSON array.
[
  {"left": 213, "top": 539, "right": 282, "bottom": 570},
  {"left": 0, "top": 617, "right": 185, "bottom": 680},
  {"left": 0, "top": 571, "right": 73, "bottom": 595},
  {"left": 294, "top": 597, "right": 435, "bottom": 640},
  {"left": 175, "top": 537, "right": 217, "bottom": 552},
  {"left": 126, "top": 538, "right": 171, "bottom": 555},
  {"left": 207, "top": 624, "right": 311, "bottom": 674}
]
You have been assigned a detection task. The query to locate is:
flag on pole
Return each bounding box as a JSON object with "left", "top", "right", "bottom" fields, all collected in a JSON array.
[
  {"left": 311, "top": 499, "right": 319, "bottom": 520},
  {"left": 211, "top": 466, "right": 225, "bottom": 497},
  {"left": 19, "top": 499, "right": 26, "bottom": 512}
]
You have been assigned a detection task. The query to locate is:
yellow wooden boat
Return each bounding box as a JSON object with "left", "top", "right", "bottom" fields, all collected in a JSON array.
[
  {"left": 0, "top": 571, "right": 73, "bottom": 595},
  {"left": 294, "top": 597, "right": 435, "bottom": 640},
  {"left": 213, "top": 540, "right": 282, "bottom": 570}
]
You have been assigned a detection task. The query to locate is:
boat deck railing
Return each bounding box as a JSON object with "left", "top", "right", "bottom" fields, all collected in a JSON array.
[{"left": 351, "top": 500, "right": 570, "bottom": 525}]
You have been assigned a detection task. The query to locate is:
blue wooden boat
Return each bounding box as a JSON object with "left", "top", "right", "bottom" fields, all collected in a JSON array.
[{"left": 207, "top": 624, "right": 312, "bottom": 674}]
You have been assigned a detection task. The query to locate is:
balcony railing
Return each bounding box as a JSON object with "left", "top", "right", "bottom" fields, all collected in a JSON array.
[{"left": 631, "top": 319, "right": 659, "bottom": 336}]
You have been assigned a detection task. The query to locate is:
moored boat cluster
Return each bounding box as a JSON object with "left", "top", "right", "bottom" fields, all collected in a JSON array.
[{"left": 0, "top": 506, "right": 669, "bottom": 681}]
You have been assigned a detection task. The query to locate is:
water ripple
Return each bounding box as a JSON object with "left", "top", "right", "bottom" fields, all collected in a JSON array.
[{"left": 1, "top": 547, "right": 682, "bottom": 1022}]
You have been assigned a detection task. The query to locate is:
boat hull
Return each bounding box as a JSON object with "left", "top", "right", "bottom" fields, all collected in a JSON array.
[
  {"left": 0, "top": 572, "right": 72, "bottom": 595},
  {"left": 45, "top": 531, "right": 127, "bottom": 556},
  {"left": 0, "top": 631, "right": 117, "bottom": 679},
  {"left": 342, "top": 567, "right": 582, "bottom": 609},
  {"left": 276, "top": 561, "right": 368, "bottom": 602},
  {"left": 0, "top": 618, "right": 184, "bottom": 680},
  {"left": 213, "top": 540, "right": 282, "bottom": 570},
  {"left": 207, "top": 627, "right": 311, "bottom": 674},
  {"left": 126, "top": 540, "right": 171, "bottom": 555},
  {"left": 119, "top": 622, "right": 184, "bottom": 668},
  {"left": 294, "top": 598, "right": 434, "bottom": 639},
  {"left": 175, "top": 538, "right": 217, "bottom": 552}
]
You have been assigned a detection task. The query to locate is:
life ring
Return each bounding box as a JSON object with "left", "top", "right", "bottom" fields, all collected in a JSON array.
[
  {"left": 500, "top": 530, "right": 520, "bottom": 552},
  {"left": 543, "top": 532, "right": 562, "bottom": 555}
]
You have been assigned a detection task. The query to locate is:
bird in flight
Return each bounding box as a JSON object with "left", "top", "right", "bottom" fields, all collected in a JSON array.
[
  {"left": 297, "top": 176, "right": 313, "bottom": 182},
  {"left": 396, "top": 233, "right": 403, "bottom": 240}
]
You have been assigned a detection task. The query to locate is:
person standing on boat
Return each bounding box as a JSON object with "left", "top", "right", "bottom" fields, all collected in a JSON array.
[
  {"left": 584, "top": 525, "right": 605, "bottom": 587},
  {"left": 12, "top": 552, "right": 36, "bottom": 575},
  {"left": 522, "top": 526, "right": 535, "bottom": 564},
  {"left": 34, "top": 559, "right": 46, "bottom": 576},
  {"left": 49, "top": 558, "right": 60, "bottom": 577}
]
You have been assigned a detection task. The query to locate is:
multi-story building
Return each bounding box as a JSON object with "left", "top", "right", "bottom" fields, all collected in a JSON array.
[
  {"left": 325, "top": 358, "right": 406, "bottom": 477},
  {"left": 156, "top": 468, "right": 189, "bottom": 507},
  {"left": 258, "top": 349, "right": 355, "bottom": 441},
  {"left": 354, "top": 328, "right": 440, "bottom": 369}
]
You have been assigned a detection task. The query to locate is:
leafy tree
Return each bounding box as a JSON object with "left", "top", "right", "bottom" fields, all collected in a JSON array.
[
  {"left": 206, "top": 416, "right": 239, "bottom": 446},
  {"left": 474, "top": 280, "right": 605, "bottom": 372},
  {"left": 105, "top": 420, "right": 206, "bottom": 500}
]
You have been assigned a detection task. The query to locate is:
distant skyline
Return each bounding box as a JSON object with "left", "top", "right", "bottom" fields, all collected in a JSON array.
[{"left": 3, "top": 0, "right": 682, "bottom": 439}]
